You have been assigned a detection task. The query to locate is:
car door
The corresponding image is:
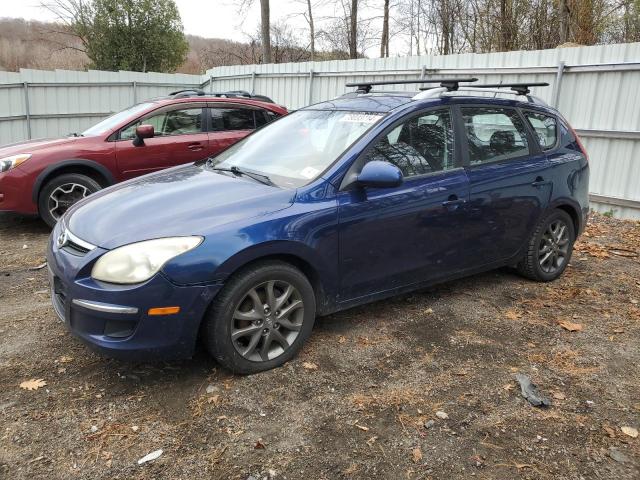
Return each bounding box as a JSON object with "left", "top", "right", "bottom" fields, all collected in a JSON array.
[
  {"left": 460, "top": 105, "right": 552, "bottom": 265},
  {"left": 115, "top": 103, "right": 208, "bottom": 179},
  {"left": 207, "top": 105, "right": 270, "bottom": 157},
  {"left": 337, "top": 107, "right": 471, "bottom": 301}
]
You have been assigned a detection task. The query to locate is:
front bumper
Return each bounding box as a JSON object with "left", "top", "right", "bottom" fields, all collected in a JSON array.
[
  {"left": 47, "top": 226, "right": 222, "bottom": 361},
  {"left": 0, "top": 167, "right": 38, "bottom": 214}
]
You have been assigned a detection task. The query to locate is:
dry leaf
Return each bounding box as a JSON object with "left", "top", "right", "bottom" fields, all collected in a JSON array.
[
  {"left": 59, "top": 356, "right": 73, "bottom": 363},
  {"left": 302, "top": 362, "right": 318, "bottom": 370},
  {"left": 603, "top": 425, "right": 616, "bottom": 437},
  {"left": 412, "top": 447, "right": 423, "bottom": 463},
  {"left": 254, "top": 439, "right": 266, "bottom": 449},
  {"left": 19, "top": 379, "right": 47, "bottom": 391},
  {"left": 338, "top": 335, "right": 347, "bottom": 344},
  {"left": 343, "top": 464, "right": 358, "bottom": 475},
  {"left": 366, "top": 436, "right": 378, "bottom": 446},
  {"left": 355, "top": 424, "right": 369, "bottom": 431},
  {"left": 207, "top": 395, "right": 220, "bottom": 405},
  {"left": 621, "top": 426, "right": 638, "bottom": 438},
  {"left": 558, "top": 320, "right": 583, "bottom": 332},
  {"left": 505, "top": 310, "right": 519, "bottom": 320},
  {"left": 424, "top": 308, "right": 434, "bottom": 315},
  {"left": 553, "top": 392, "right": 566, "bottom": 400}
]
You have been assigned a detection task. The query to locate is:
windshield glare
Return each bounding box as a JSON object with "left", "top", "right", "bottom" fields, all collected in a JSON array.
[
  {"left": 82, "top": 102, "right": 155, "bottom": 136},
  {"left": 211, "top": 110, "right": 384, "bottom": 188}
]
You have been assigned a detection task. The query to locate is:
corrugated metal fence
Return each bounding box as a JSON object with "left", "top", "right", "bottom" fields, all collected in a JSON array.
[
  {"left": 1, "top": 43, "right": 639, "bottom": 218},
  {"left": 0, "top": 69, "right": 201, "bottom": 144}
]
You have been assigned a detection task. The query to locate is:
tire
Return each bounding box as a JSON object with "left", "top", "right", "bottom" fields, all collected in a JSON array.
[
  {"left": 517, "top": 209, "right": 575, "bottom": 282},
  {"left": 38, "top": 173, "right": 102, "bottom": 228},
  {"left": 204, "top": 260, "right": 316, "bottom": 374}
]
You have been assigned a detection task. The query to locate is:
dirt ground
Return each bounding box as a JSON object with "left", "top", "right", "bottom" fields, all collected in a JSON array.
[{"left": 0, "top": 211, "right": 638, "bottom": 480}]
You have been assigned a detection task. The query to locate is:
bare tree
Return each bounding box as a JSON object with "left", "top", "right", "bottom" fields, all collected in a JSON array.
[
  {"left": 380, "top": 0, "right": 390, "bottom": 56},
  {"left": 350, "top": 0, "right": 358, "bottom": 58},
  {"left": 260, "top": 0, "right": 272, "bottom": 62}
]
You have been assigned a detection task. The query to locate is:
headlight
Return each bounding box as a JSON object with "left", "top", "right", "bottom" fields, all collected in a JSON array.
[
  {"left": 91, "top": 236, "right": 202, "bottom": 284},
  {"left": 0, "top": 154, "right": 31, "bottom": 173}
]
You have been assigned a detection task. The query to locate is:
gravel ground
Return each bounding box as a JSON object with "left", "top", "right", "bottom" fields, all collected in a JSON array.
[{"left": 0, "top": 211, "right": 638, "bottom": 480}]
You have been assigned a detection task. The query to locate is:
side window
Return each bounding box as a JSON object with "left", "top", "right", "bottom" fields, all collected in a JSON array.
[
  {"left": 362, "top": 108, "right": 455, "bottom": 178},
  {"left": 120, "top": 108, "right": 202, "bottom": 140},
  {"left": 461, "top": 107, "right": 530, "bottom": 165},
  {"left": 524, "top": 111, "right": 557, "bottom": 150},
  {"left": 210, "top": 108, "right": 256, "bottom": 132}
]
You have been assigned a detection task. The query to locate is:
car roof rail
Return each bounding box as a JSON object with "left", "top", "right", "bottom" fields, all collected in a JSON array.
[
  {"left": 169, "top": 89, "right": 206, "bottom": 98},
  {"left": 415, "top": 82, "right": 550, "bottom": 105},
  {"left": 345, "top": 78, "right": 478, "bottom": 94}
]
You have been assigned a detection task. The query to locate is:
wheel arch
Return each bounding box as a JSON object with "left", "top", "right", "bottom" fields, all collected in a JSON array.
[
  {"left": 213, "top": 241, "right": 337, "bottom": 316},
  {"left": 548, "top": 198, "right": 583, "bottom": 236},
  {"left": 32, "top": 159, "right": 117, "bottom": 204}
]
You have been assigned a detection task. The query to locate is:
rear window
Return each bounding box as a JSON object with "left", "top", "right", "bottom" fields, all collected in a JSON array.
[{"left": 524, "top": 111, "right": 557, "bottom": 150}]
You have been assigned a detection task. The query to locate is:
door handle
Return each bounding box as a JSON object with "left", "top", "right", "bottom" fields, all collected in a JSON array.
[
  {"left": 531, "top": 177, "right": 551, "bottom": 187},
  {"left": 188, "top": 143, "right": 204, "bottom": 151},
  {"left": 442, "top": 195, "right": 466, "bottom": 208}
]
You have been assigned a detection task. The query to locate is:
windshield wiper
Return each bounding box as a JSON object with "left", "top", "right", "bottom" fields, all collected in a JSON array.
[{"left": 208, "top": 162, "right": 273, "bottom": 186}]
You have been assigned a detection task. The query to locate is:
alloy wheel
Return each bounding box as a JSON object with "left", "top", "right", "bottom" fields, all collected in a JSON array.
[
  {"left": 231, "top": 280, "right": 304, "bottom": 362},
  {"left": 48, "top": 183, "right": 90, "bottom": 220},
  {"left": 538, "top": 219, "right": 570, "bottom": 274}
]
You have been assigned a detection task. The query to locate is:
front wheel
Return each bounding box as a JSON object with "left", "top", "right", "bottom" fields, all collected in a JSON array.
[
  {"left": 38, "top": 173, "right": 102, "bottom": 228},
  {"left": 517, "top": 209, "right": 575, "bottom": 282},
  {"left": 204, "top": 261, "right": 316, "bottom": 374}
]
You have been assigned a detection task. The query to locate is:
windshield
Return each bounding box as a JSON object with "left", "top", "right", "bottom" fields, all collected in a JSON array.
[
  {"left": 81, "top": 102, "right": 155, "bottom": 136},
  {"left": 210, "top": 109, "right": 384, "bottom": 188}
]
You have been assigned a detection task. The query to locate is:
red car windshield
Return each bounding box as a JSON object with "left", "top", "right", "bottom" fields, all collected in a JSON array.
[{"left": 81, "top": 102, "right": 155, "bottom": 137}]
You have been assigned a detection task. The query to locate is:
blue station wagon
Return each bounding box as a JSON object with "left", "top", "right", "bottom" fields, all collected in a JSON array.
[{"left": 47, "top": 79, "right": 590, "bottom": 373}]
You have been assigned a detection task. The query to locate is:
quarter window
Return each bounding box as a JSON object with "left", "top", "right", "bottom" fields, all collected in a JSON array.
[
  {"left": 524, "top": 111, "right": 557, "bottom": 150},
  {"left": 363, "top": 108, "right": 455, "bottom": 177},
  {"left": 120, "top": 107, "right": 202, "bottom": 140},
  {"left": 461, "top": 107, "right": 530, "bottom": 165}
]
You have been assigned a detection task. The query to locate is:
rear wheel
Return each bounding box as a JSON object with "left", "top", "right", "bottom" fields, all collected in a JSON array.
[
  {"left": 38, "top": 173, "right": 102, "bottom": 227},
  {"left": 204, "top": 261, "right": 316, "bottom": 374},
  {"left": 517, "top": 209, "right": 575, "bottom": 282}
]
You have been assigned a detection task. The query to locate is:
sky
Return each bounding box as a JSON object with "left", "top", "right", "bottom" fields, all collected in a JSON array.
[{"left": 0, "top": 0, "right": 400, "bottom": 57}]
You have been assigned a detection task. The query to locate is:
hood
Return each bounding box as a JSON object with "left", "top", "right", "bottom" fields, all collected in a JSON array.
[
  {"left": 0, "top": 137, "right": 81, "bottom": 157},
  {"left": 67, "top": 164, "right": 295, "bottom": 249}
]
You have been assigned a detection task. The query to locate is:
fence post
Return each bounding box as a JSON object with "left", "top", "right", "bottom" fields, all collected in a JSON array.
[
  {"left": 132, "top": 81, "right": 137, "bottom": 104},
  {"left": 420, "top": 65, "right": 427, "bottom": 79},
  {"left": 308, "top": 69, "right": 315, "bottom": 105},
  {"left": 552, "top": 61, "right": 565, "bottom": 108},
  {"left": 23, "top": 82, "right": 32, "bottom": 140},
  {"left": 250, "top": 71, "right": 256, "bottom": 95},
  {"left": 209, "top": 75, "right": 214, "bottom": 93}
]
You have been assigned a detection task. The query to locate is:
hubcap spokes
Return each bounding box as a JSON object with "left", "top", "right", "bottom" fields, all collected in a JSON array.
[
  {"left": 231, "top": 280, "right": 304, "bottom": 362},
  {"left": 538, "top": 220, "right": 570, "bottom": 274},
  {"left": 48, "top": 183, "right": 90, "bottom": 220}
]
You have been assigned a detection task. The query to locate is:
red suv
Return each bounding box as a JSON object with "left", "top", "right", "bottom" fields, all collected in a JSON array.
[{"left": 0, "top": 90, "right": 287, "bottom": 226}]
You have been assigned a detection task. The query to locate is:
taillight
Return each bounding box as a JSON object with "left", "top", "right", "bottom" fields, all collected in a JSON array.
[{"left": 569, "top": 125, "right": 589, "bottom": 163}]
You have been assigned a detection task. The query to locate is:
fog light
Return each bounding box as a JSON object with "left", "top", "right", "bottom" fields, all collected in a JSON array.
[{"left": 148, "top": 306, "right": 181, "bottom": 316}]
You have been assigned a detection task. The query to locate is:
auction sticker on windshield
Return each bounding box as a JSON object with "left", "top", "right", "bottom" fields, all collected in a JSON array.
[{"left": 338, "top": 113, "right": 383, "bottom": 124}]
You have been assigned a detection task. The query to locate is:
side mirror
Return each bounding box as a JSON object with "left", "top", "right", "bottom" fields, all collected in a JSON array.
[
  {"left": 133, "top": 124, "right": 154, "bottom": 147},
  {"left": 355, "top": 160, "right": 403, "bottom": 189}
]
